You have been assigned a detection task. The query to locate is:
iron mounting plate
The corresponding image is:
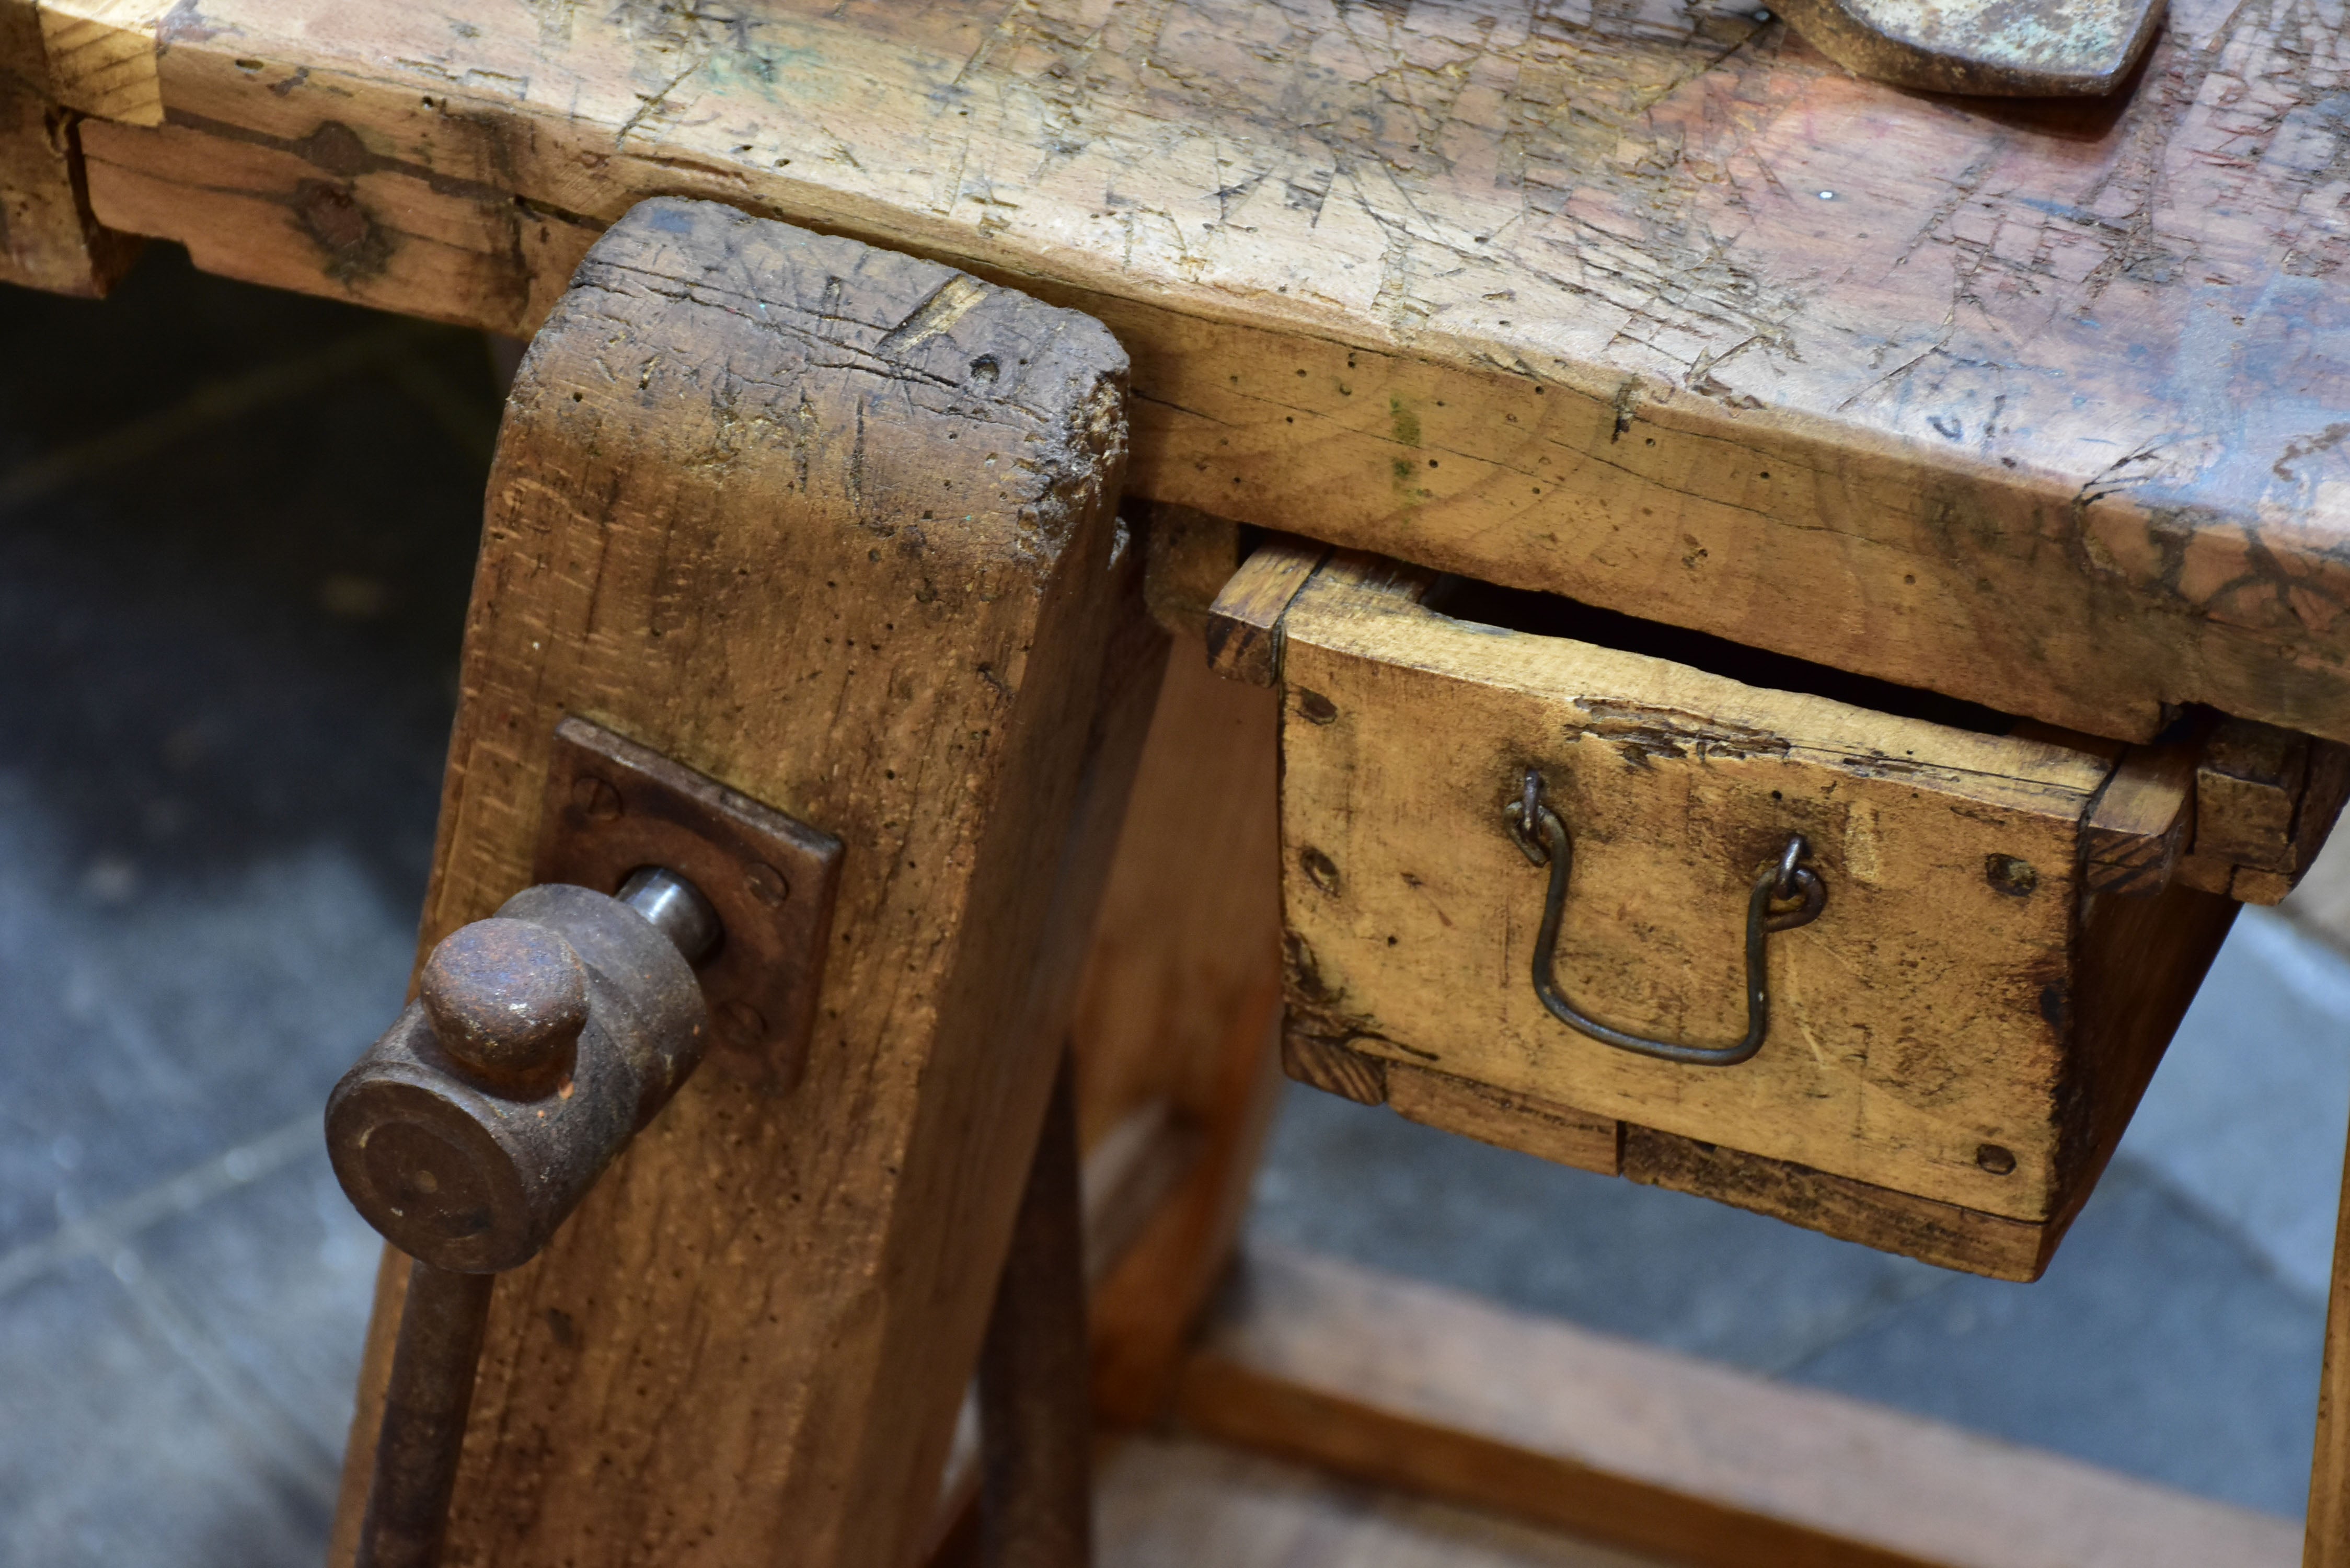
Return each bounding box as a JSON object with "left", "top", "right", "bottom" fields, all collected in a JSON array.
[{"left": 535, "top": 716, "right": 842, "bottom": 1093}]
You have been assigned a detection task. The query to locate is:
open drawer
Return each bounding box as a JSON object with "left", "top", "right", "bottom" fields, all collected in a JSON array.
[{"left": 1201, "top": 541, "right": 2340, "bottom": 1281}]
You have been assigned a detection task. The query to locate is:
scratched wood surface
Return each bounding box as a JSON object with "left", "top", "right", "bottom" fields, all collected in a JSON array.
[
  {"left": 1273, "top": 551, "right": 2241, "bottom": 1229},
  {"left": 17, "top": 0, "right": 2350, "bottom": 743},
  {"left": 326, "top": 197, "right": 1141, "bottom": 1568}
]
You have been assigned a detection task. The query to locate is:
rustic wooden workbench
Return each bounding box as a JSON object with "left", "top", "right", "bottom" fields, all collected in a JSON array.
[{"left": 5, "top": 3, "right": 2347, "bottom": 1566}]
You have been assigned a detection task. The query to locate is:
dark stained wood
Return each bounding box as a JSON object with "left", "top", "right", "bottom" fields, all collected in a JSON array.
[
  {"left": 1074, "top": 632, "right": 1289, "bottom": 1426},
  {"left": 1621, "top": 1125, "right": 2055, "bottom": 1282},
  {"left": 29, "top": 0, "right": 2350, "bottom": 741},
  {"left": 1280, "top": 1029, "right": 1390, "bottom": 1106},
  {"left": 978, "top": 1055, "right": 1092, "bottom": 1568},
  {"left": 329, "top": 197, "right": 1141, "bottom": 1568}
]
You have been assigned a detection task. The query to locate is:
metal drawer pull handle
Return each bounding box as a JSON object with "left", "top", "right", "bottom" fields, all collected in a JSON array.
[{"left": 1502, "top": 770, "right": 1825, "bottom": 1067}]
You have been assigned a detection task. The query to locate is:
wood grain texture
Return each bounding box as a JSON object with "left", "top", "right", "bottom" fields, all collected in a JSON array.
[
  {"left": 1384, "top": 1059, "right": 1623, "bottom": 1177},
  {"left": 1182, "top": 1245, "right": 2301, "bottom": 1568},
  {"left": 1205, "top": 535, "right": 1332, "bottom": 686},
  {"left": 1072, "top": 631, "right": 1289, "bottom": 1426},
  {"left": 33, "top": 0, "right": 2350, "bottom": 741},
  {"left": 1281, "top": 1027, "right": 1390, "bottom": 1105},
  {"left": 0, "top": 0, "right": 135, "bottom": 294},
  {"left": 1098, "top": 1436, "right": 1671, "bottom": 1568},
  {"left": 2081, "top": 723, "right": 2206, "bottom": 896},
  {"left": 329, "top": 197, "right": 1139, "bottom": 1568},
  {"left": 2199, "top": 716, "right": 2314, "bottom": 872},
  {"left": 34, "top": 0, "right": 162, "bottom": 124},
  {"left": 1277, "top": 552, "right": 2125, "bottom": 1222},
  {"left": 1620, "top": 1125, "right": 2053, "bottom": 1281}
]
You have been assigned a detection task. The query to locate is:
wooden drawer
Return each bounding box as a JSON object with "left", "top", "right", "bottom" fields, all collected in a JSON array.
[{"left": 1214, "top": 546, "right": 2249, "bottom": 1281}]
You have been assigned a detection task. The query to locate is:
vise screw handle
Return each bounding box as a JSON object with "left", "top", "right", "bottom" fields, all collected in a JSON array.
[{"left": 327, "top": 868, "right": 718, "bottom": 1568}]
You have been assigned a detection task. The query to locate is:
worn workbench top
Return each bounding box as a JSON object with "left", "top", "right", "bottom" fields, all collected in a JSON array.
[{"left": 10, "top": 0, "right": 2349, "bottom": 741}]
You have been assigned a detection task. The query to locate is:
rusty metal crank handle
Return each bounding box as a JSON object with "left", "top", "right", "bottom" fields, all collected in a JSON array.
[
  {"left": 1502, "top": 770, "right": 1825, "bottom": 1067},
  {"left": 331, "top": 866, "right": 721, "bottom": 1568}
]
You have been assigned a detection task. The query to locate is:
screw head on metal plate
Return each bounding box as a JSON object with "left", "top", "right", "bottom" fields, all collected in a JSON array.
[{"left": 1773, "top": 0, "right": 2165, "bottom": 96}]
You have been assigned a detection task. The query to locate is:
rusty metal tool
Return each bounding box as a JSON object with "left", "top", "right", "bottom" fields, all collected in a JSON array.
[
  {"left": 1773, "top": 0, "right": 2164, "bottom": 96},
  {"left": 325, "top": 718, "right": 845, "bottom": 1568},
  {"left": 329, "top": 868, "right": 721, "bottom": 1568},
  {"left": 325, "top": 714, "right": 1101, "bottom": 1566}
]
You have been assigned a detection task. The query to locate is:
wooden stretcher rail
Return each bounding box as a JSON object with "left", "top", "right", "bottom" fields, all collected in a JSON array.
[
  {"left": 1182, "top": 1244, "right": 2301, "bottom": 1568},
  {"left": 12, "top": 0, "right": 2350, "bottom": 744}
]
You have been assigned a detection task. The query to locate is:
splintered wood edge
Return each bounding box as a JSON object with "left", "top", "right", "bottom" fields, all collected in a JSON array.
[
  {"left": 1178, "top": 1244, "right": 2300, "bottom": 1568},
  {"left": 1204, "top": 536, "right": 1331, "bottom": 686},
  {"left": 1280, "top": 1035, "right": 2047, "bottom": 1278}
]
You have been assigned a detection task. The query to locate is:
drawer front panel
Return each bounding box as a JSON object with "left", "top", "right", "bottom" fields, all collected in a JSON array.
[{"left": 1276, "top": 563, "right": 2115, "bottom": 1222}]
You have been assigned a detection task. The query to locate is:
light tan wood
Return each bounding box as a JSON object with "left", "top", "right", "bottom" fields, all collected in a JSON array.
[
  {"left": 1097, "top": 1436, "right": 1669, "bottom": 1568},
  {"left": 2081, "top": 723, "right": 2208, "bottom": 897},
  {"left": 33, "top": 0, "right": 159, "bottom": 124},
  {"left": 1183, "top": 1245, "right": 2300, "bottom": 1568},
  {"left": 0, "top": 1, "right": 135, "bottom": 294},
  {"left": 327, "top": 197, "right": 1141, "bottom": 1568},
  {"left": 1275, "top": 551, "right": 2232, "bottom": 1228},
  {"left": 1203, "top": 535, "right": 1332, "bottom": 687},
  {"left": 1072, "top": 631, "right": 1289, "bottom": 1426},
  {"left": 29, "top": 0, "right": 2350, "bottom": 742}
]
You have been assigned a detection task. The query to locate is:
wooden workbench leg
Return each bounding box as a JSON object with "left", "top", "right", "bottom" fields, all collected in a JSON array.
[
  {"left": 0, "top": 5, "right": 137, "bottom": 295},
  {"left": 325, "top": 197, "right": 1139, "bottom": 1568},
  {"left": 2307, "top": 1105, "right": 2350, "bottom": 1563},
  {"left": 1073, "top": 603, "right": 1286, "bottom": 1426}
]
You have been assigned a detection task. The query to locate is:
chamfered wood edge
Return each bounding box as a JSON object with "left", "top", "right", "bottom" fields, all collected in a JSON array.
[
  {"left": 1177, "top": 1244, "right": 2300, "bottom": 1568},
  {"left": 1384, "top": 1058, "right": 1623, "bottom": 1178}
]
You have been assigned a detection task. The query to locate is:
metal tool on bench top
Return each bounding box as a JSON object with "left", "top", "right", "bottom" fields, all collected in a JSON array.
[{"left": 1774, "top": 0, "right": 2164, "bottom": 96}]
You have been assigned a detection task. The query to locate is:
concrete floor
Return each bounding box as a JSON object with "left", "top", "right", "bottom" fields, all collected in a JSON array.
[{"left": 1, "top": 248, "right": 2342, "bottom": 1561}]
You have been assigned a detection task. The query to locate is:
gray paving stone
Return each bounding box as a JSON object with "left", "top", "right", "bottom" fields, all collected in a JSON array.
[
  {"left": 1251, "top": 1078, "right": 2326, "bottom": 1516},
  {"left": 2122, "top": 906, "right": 2350, "bottom": 1301},
  {"left": 0, "top": 247, "right": 494, "bottom": 1567},
  {"left": 0, "top": 1255, "right": 331, "bottom": 1568},
  {"left": 1784, "top": 1160, "right": 2322, "bottom": 1516}
]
